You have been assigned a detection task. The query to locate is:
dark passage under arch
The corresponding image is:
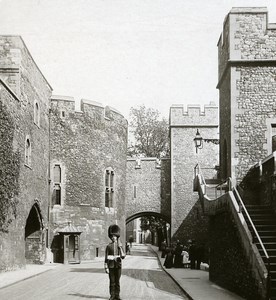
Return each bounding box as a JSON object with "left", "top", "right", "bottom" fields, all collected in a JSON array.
[{"left": 25, "top": 203, "right": 45, "bottom": 264}]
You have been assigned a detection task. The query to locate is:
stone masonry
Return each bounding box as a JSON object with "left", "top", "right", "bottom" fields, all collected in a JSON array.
[
  {"left": 170, "top": 103, "right": 219, "bottom": 239},
  {"left": 126, "top": 157, "right": 171, "bottom": 222},
  {"left": 217, "top": 7, "right": 276, "bottom": 184},
  {"left": 0, "top": 36, "right": 52, "bottom": 271},
  {"left": 50, "top": 96, "right": 128, "bottom": 260}
]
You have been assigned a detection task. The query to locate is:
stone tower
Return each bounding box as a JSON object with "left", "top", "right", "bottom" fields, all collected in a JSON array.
[
  {"left": 50, "top": 96, "right": 128, "bottom": 260},
  {"left": 170, "top": 103, "right": 219, "bottom": 239},
  {"left": 217, "top": 7, "right": 276, "bottom": 184}
]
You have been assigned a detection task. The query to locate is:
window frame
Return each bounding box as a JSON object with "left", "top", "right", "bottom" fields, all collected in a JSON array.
[
  {"left": 53, "top": 164, "right": 62, "bottom": 206},
  {"left": 34, "top": 100, "right": 40, "bottom": 127},
  {"left": 105, "top": 168, "right": 114, "bottom": 208},
  {"left": 25, "top": 136, "right": 31, "bottom": 167}
]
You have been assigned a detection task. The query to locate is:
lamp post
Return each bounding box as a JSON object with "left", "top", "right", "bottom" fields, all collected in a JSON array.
[
  {"left": 193, "top": 129, "right": 219, "bottom": 153},
  {"left": 194, "top": 129, "right": 203, "bottom": 153}
]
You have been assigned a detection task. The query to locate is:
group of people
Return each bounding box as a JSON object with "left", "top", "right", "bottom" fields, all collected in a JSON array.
[{"left": 162, "top": 239, "right": 205, "bottom": 270}]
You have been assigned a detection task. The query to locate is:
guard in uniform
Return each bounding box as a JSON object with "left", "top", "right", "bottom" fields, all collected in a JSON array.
[{"left": 104, "top": 224, "right": 126, "bottom": 300}]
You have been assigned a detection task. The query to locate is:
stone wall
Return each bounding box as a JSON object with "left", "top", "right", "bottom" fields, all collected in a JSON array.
[
  {"left": 209, "top": 211, "right": 260, "bottom": 299},
  {"left": 170, "top": 103, "right": 219, "bottom": 239},
  {"left": 0, "top": 36, "right": 51, "bottom": 271},
  {"left": 50, "top": 96, "right": 128, "bottom": 260},
  {"left": 126, "top": 157, "right": 170, "bottom": 221},
  {"left": 218, "top": 8, "right": 276, "bottom": 184}
]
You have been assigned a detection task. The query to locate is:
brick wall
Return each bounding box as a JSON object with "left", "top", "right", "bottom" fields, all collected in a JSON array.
[{"left": 50, "top": 97, "right": 128, "bottom": 260}]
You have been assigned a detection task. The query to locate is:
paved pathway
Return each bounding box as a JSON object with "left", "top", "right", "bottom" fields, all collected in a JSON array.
[
  {"left": 0, "top": 244, "right": 188, "bottom": 300},
  {"left": 152, "top": 245, "right": 245, "bottom": 300}
]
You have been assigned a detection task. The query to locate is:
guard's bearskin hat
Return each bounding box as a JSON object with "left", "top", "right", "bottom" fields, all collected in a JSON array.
[{"left": 108, "top": 224, "right": 120, "bottom": 239}]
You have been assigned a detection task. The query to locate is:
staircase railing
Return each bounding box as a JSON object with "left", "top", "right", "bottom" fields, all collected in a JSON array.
[
  {"left": 231, "top": 182, "right": 271, "bottom": 300},
  {"left": 194, "top": 164, "right": 271, "bottom": 300}
]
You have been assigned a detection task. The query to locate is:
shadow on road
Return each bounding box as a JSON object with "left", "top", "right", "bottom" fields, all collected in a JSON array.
[
  {"left": 68, "top": 293, "right": 108, "bottom": 299},
  {"left": 69, "top": 268, "right": 105, "bottom": 274},
  {"left": 122, "top": 268, "right": 183, "bottom": 297}
]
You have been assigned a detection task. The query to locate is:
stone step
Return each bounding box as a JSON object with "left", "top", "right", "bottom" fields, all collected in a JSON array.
[
  {"left": 262, "top": 255, "right": 276, "bottom": 263},
  {"left": 260, "top": 249, "right": 276, "bottom": 256},
  {"left": 250, "top": 219, "right": 276, "bottom": 226},
  {"left": 256, "top": 242, "right": 276, "bottom": 250},
  {"left": 250, "top": 224, "right": 276, "bottom": 231},
  {"left": 258, "top": 237, "right": 276, "bottom": 243},
  {"left": 255, "top": 230, "right": 276, "bottom": 237}
]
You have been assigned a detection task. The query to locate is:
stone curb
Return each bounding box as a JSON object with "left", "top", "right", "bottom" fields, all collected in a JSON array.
[{"left": 150, "top": 245, "right": 194, "bottom": 300}]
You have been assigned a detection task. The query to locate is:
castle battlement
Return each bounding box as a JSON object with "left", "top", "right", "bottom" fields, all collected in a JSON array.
[
  {"left": 170, "top": 102, "right": 218, "bottom": 127},
  {"left": 51, "top": 95, "right": 127, "bottom": 127},
  {"left": 218, "top": 6, "right": 276, "bottom": 82},
  {"left": 127, "top": 157, "right": 165, "bottom": 170}
]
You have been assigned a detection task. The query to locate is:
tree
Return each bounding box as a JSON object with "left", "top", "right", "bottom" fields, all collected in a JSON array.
[
  {"left": 140, "top": 215, "right": 167, "bottom": 246},
  {"left": 128, "top": 105, "right": 169, "bottom": 158}
]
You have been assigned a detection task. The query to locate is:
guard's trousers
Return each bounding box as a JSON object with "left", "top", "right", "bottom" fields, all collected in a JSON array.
[{"left": 109, "top": 268, "right": 121, "bottom": 298}]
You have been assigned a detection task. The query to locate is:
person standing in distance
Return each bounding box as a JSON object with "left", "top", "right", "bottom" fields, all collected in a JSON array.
[{"left": 104, "top": 224, "right": 126, "bottom": 300}]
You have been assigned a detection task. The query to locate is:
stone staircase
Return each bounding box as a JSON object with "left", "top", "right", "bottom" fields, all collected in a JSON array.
[{"left": 245, "top": 205, "right": 276, "bottom": 300}]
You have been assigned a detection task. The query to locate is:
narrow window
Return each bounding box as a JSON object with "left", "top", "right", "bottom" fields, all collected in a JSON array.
[
  {"left": 53, "top": 165, "right": 62, "bottom": 205},
  {"left": 54, "top": 165, "right": 61, "bottom": 183},
  {"left": 110, "top": 171, "right": 114, "bottom": 188},
  {"left": 25, "top": 138, "right": 31, "bottom": 166},
  {"left": 105, "top": 168, "right": 114, "bottom": 208},
  {"left": 54, "top": 184, "right": 61, "bottom": 205},
  {"left": 133, "top": 185, "right": 137, "bottom": 199},
  {"left": 272, "top": 125, "right": 276, "bottom": 153},
  {"left": 34, "top": 102, "right": 40, "bottom": 126}
]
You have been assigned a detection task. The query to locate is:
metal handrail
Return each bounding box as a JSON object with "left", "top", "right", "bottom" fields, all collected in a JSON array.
[
  {"left": 195, "top": 166, "right": 271, "bottom": 299},
  {"left": 230, "top": 182, "right": 271, "bottom": 300}
]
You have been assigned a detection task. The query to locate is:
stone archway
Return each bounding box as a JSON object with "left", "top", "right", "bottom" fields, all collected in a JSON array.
[
  {"left": 126, "top": 211, "right": 171, "bottom": 247},
  {"left": 25, "top": 203, "right": 45, "bottom": 264}
]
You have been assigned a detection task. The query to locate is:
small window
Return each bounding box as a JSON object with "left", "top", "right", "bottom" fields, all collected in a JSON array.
[
  {"left": 25, "top": 138, "right": 31, "bottom": 166},
  {"left": 105, "top": 168, "right": 114, "bottom": 208},
  {"left": 54, "top": 184, "right": 61, "bottom": 205},
  {"left": 53, "top": 165, "right": 62, "bottom": 205},
  {"left": 54, "top": 165, "right": 61, "bottom": 183},
  {"left": 133, "top": 185, "right": 137, "bottom": 199},
  {"left": 61, "top": 111, "right": 65, "bottom": 118},
  {"left": 272, "top": 125, "right": 276, "bottom": 152},
  {"left": 34, "top": 101, "right": 40, "bottom": 126}
]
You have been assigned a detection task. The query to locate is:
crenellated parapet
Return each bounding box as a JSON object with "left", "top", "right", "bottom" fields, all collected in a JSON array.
[
  {"left": 51, "top": 95, "right": 127, "bottom": 128},
  {"left": 170, "top": 102, "right": 218, "bottom": 127},
  {"left": 218, "top": 7, "right": 276, "bottom": 183},
  {"left": 218, "top": 7, "right": 276, "bottom": 84}
]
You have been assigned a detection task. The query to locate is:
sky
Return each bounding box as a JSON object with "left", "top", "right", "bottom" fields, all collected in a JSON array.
[{"left": 0, "top": 0, "right": 276, "bottom": 120}]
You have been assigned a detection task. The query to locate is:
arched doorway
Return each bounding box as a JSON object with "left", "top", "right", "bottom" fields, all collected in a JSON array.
[
  {"left": 126, "top": 212, "right": 171, "bottom": 248},
  {"left": 25, "top": 203, "right": 45, "bottom": 264}
]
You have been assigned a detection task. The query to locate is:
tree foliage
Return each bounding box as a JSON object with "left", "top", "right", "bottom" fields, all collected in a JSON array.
[
  {"left": 0, "top": 101, "right": 20, "bottom": 232},
  {"left": 140, "top": 215, "right": 167, "bottom": 233},
  {"left": 128, "top": 105, "right": 169, "bottom": 158}
]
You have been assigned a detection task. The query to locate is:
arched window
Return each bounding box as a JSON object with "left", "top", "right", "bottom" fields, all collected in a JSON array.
[
  {"left": 34, "top": 101, "right": 40, "bottom": 126},
  {"left": 25, "top": 137, "right": 31, "bottom": 166},
  {"left": 105, "top": 168, "right": 114, "bottom": 208}
]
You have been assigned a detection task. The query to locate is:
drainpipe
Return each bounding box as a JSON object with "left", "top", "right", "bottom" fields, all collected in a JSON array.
[{"left": 47, "top": 103, "right": 52, "bottom": 257}]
